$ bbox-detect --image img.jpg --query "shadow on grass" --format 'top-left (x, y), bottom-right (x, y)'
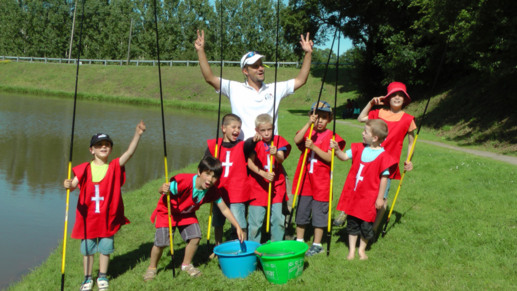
top-left (109, 242), bottom-right (154, 279)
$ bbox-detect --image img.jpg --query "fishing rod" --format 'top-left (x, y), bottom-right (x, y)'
top-left (265, 0), bottom-right (280, 234)
top-left (61, 0), bottom-right (86, 290)
top-left (153, 0), bottom-right (175, 278)
top-left (381, 44), bottom-right (448, 237)
top-left (284, 27), bottom-right (339, 239)
top-left (327, 26), bottom-right (341, 256)
top-left (206, 0), bottom-right (225, 250)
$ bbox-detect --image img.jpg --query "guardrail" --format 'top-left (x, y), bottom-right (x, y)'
top-left (0, 56), bottom-right (300, 68)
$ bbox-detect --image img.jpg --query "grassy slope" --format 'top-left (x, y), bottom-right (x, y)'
top-left (2, 62), bottom-right (516, 289)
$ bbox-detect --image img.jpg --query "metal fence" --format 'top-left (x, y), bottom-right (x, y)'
top-left (0, 55), bottom-right (300, 68)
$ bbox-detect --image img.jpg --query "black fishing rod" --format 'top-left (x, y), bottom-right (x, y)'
top-left (61, 0), bottom-right (86, 290)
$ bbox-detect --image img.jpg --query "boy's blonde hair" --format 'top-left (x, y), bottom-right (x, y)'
top-left (222, 113), bottom-right (242, 126)
top-left (366, 119), bottom-right (389, 142)
top-left (255, 113), bottom-right (273, 127)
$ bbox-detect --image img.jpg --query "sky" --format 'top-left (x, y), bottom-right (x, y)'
top-left (315, 32), bottom-right (354, 55)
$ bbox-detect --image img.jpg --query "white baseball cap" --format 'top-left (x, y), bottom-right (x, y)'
top-left (240, 51), bottom-right (265, 69)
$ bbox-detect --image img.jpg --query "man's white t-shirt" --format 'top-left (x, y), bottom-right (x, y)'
top-left (218, 78), bottom-right (295, 140)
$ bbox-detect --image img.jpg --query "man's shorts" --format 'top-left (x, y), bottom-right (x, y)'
top-left (346, 215), bottom-right (374, 240)
top-left (295, 195), bottom-right (329, 228)
top-left (80, 236), bottom-right (114, 256)
top-left (154, 224), bottom-right (202, 247)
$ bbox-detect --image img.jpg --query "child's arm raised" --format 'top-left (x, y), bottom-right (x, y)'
top-left (330, 140), bottom-right (350, 161)
top-left (216, 201), bottom-right (244, 242)
top-left (119, 121), bottom-right (146, 167)
top-left (63, 177), bottom-right (79, 191)
top-left (357, 96), bottom-right (385, 123)
top-left (294, 113), bottom-right (317, 144)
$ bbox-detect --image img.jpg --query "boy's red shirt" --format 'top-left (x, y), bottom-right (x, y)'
top-left (150, 173), bottom-right (221, 227)
top-left (71, 158), bottom-right (129, 239)
top-left (336, 143), bottom-right (397, 222)
top-left (368, 109), bottom-right (414, 179)
top-left (292, 128), bottom-right (345, 202)
top-left (248, 135), bottom-right (291, 206)
top-left (207, 138), bottom-right (249, 204)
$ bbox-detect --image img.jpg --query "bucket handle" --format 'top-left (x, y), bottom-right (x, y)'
top-left (255, 250), bottom-right (295, 257)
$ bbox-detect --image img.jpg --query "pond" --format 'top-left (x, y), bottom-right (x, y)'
top-left (0, 93), bottom-right (217, 288)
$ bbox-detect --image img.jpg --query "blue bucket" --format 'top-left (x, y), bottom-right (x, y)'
top-left (213, 240), bottom-right (261, 279)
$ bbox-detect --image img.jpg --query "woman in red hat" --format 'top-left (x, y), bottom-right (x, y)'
top-left (355, 81), bottom-right (416, 233)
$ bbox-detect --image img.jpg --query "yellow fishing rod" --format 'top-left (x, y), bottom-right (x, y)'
top-left (61, 1), bottom-right (86, 289)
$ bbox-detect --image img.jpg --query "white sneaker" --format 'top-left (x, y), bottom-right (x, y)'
top-left (80, 279), bottom-right (93, 291)
top-left (97, 278), bottom-right (109, 290)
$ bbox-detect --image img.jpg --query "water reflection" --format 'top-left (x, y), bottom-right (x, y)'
top-left (0, 93), bottom-right (217, 288)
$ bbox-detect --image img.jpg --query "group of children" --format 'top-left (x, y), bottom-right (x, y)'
top-left (64, 82), bottom-right (415, 290)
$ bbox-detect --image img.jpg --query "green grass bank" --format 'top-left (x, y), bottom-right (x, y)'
top-left (2, 61), bottom-right (516, 289)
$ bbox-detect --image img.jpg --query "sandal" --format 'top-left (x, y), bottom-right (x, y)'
top-left (143, 268), bottom-right (157, 282)
top-left (181, 264), bottom-right (201, 277)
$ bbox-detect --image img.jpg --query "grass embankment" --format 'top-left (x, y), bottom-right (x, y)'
top-left (2, 62), bottom-right (516, 289)
top-left (6, 112), bottom-right (517, 290)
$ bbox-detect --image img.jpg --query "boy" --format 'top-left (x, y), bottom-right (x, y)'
top-left (330, 119), bottom-right (397, 260)
top-left (205, 113), bottom-right (249, 244)
top-left (244, 114), bottom-right (291, 242)
top-left (357, 81), bottom-right (416, 231)
top-left (144, 156), bottom-right (244, 280)
top-left (64, 121), bottom-right (146, 291)
top-left (293, 101), bottom-right (346, 256)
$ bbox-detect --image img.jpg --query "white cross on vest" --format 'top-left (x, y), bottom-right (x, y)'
top-left (264, 154), bottom-right (274, 172)
top-left (354, 163), bottom-right (365, 191)
top-left (309, 151), bottom-right (317, 173)
top-left (222, 151), bottom-right (233, 178)
top-left (92, 185), bottom-right (104, 213)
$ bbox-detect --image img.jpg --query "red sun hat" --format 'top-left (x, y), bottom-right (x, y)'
top-left (385, 82), bottom-right (411, 104)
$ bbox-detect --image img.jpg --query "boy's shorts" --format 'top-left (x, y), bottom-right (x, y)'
top-left (154, 224), bottom-right (201, 247)
top-left (346, 215), bottom-right (374, 240)
top-left (80, 236), bottom-right (114, 256)
top-left (212, 202), bottom-right (247, 229)
top-left (295, 195), bottom-right (328, 228)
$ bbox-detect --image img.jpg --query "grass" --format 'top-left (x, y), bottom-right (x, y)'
top-left (5, 109), bottom-right (517, 290)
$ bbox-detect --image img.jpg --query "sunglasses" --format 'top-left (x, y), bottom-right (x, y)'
top-left (245, 51), bottom-right (260, 60)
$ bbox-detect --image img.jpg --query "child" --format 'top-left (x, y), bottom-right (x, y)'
top-left (293, 101), bottom-right (346, 256)
top-left (330, 119), bottom-right (397, 260)
top-left (205, 113), bottom-right (249, 244)
top-left (244, 113), bottom-right (291, 242)
top-left (63, 121), bottom-right (146, 291)
top-left (144, 156), bottom-right (244, 280)
top-left (357, 81), bottom-right (416, 231)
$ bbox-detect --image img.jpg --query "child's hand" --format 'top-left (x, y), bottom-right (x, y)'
top-left (370, 96), bottom-right (385, 106)
top-left (270, 145), bottom-right (277, 155)
top-left (376, 198), bottom-right (384, 209)
top-left (159, 183), bottom-right (170, 194)
top-left (404, 161), bottom-right (413, 171)
top-left (136, 120), bottom-right (146, 135)
top-left (253, 132), bottom-right (263, 142)
top-left (308, 113), bottom-right (318, 124)
top-left (329, 139), bottom-right (340, 151)
top-left (63, 179), bottom-right (73, 189)
top-left (236, 227), bottom-right (245, 242)
top-left (261, 170), bottom-right (275, 182)
top-left (305, 138), bottom-right (314, 150)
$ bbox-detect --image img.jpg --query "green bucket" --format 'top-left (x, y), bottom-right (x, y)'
top-left (255, 241), bottom-right (308, 284)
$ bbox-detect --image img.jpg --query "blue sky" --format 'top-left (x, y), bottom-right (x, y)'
top-left (315, 32), bottom-right (353, 55)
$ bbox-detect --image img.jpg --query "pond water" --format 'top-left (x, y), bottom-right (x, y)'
top-left (0, 93), bottom-right (217, 288)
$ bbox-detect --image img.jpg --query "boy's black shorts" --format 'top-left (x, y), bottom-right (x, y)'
top-left (346, 215), bottom-right (374, 240)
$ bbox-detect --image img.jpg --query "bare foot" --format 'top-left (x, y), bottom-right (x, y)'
top-left (359, 253), bottom-right (368, 260)
top-left (208, 252), bottom-right (216, 260)
top-left (347, 252), bottom-right (355, 260)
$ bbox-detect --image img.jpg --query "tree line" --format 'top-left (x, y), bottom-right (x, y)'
top-left (1, 0), bottom-right (515, 101)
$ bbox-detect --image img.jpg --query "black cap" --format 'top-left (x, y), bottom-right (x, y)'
top-left (90, 133), bottom-right (113, 147)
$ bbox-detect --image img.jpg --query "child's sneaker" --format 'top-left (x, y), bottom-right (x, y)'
top-left (305, 244), bottom-right (323, 257)
top-left (181, 264), bottom-right (201, 277)
top-left (80, 279), bottom-right (93, 291)
top-left (96, 277), bottom-right (109, 290)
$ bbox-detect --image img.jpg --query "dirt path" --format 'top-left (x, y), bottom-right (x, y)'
top-left (338, 120), bottom-right (517, 166)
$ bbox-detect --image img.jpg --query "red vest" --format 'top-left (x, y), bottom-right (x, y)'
top-left (368, 109), bottom-right (414, 179)
top-left (71, 158), bottom-right (128, 239)
top-left (292, 129), bottom-right (346, 202)
top-left (336, 143), bottom-right (397, 222)
top-left (248, 135), bottom-right (291, 206)
top-left (207, 138), bottom-right (249, 203)
top-left (150, 173), bottom-right (220, 227)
